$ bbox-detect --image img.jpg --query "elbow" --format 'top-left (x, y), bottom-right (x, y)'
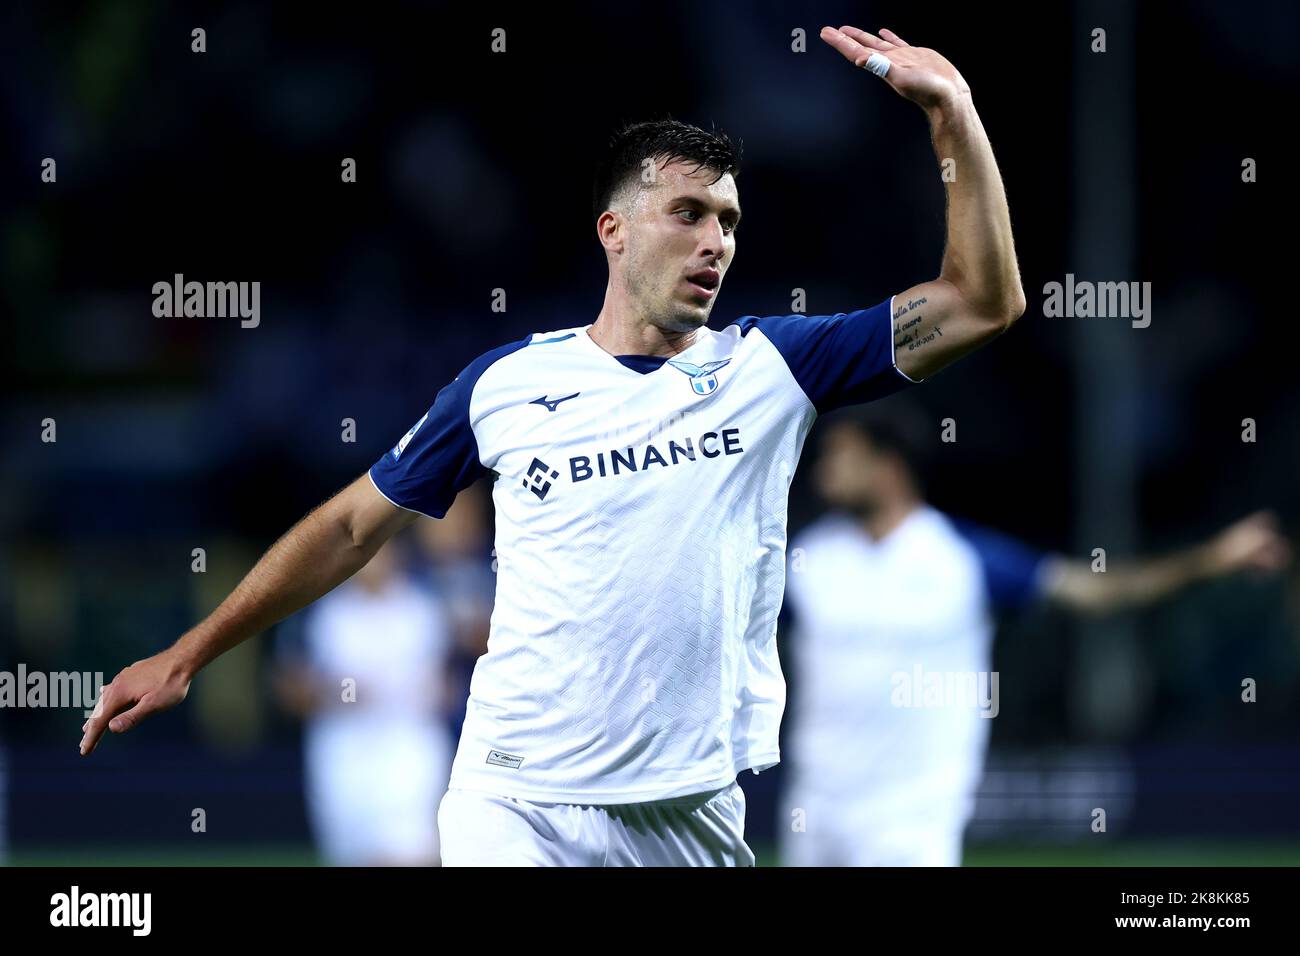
top-left (951, 275), bottom-right (1027, 336)
top-left (982, 285), bottom-right (1026, 336)
top-left (323, 491), bottom-right (376, 555)
top-left (994, 282), bottom-right (1028, 332)
top-left (342, 517), bottom-right (370, 554)
top-left (1006, 285), bottom-right (1028, 326)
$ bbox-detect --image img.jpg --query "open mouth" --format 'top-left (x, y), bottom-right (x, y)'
top-left (686, 271), bottom-right (719, 298)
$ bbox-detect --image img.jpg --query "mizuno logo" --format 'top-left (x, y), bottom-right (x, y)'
top-left (486, 749), bottom-right (524, 769)
top-left (530, 392), bottom-right (581, 412)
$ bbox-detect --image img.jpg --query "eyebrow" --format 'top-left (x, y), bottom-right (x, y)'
top-left (667, 194), bottom-right (742, 224)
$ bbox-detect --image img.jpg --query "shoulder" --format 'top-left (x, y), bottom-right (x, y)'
top-left (437, 326), bottom-right (585, 409)
top-left (790, 512), bottom-right (862, 557)
top-left (724, 312), bottom-right (814, 352)
top-left (941, 511), bottom-right (1053, 609)
top-left (902, 507), bottom-right (984, 574)
top-left (943, 512), bottom-right (1040, 564)
top-left (722, 297), bottom-right (915, 412)
top-left (915, 506), bottom-right (970, 548)
top-left (724, 297), bottom-right (895, 343)
top-left (460, 328), bottom-right (578, 384)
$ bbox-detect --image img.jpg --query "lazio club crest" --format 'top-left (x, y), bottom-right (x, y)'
top-left (667, 359), bottom-right (731, 395)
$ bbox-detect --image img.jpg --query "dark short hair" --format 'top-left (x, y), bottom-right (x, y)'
top-left (822, 399), bottom-right (936, 491)
top-left (592, 117), bottom-right (742, 221)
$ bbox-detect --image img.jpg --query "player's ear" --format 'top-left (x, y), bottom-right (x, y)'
top-left (600, 206), bottom-right (637, 252)
top-left (596, 209), bottom-right (623, 252)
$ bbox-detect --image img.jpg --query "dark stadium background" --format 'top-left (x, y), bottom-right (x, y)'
top-left (2, 0), bottom-right (1298, 865)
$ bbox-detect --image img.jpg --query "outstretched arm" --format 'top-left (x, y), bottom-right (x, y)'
top-left (79, 474), bottom-right (416, 755)
top-left (821, 25), bottom-right (1026, 381)
top-left (1041, 511), bottom-right (1291, 616)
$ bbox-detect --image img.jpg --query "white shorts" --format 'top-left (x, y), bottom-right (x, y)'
top-left (438, 780), bottom-right (755, 866)
top-left (306, 720), bottom-right (450, 866)
top-left (778, 787), bottom-right (966, 867)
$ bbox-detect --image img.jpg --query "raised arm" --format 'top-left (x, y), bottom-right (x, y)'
top-left (1041, 511), bottom-right (1291, 616)
top-left (821, 25), bottom-right (1026, 382)
top-left (79, 474), bottom-right (416, 755)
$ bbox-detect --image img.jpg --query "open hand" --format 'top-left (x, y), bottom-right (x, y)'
top-left (821, 26), bottom-right (970, 112)
top-left (80, 649), bottom-right (192, 756)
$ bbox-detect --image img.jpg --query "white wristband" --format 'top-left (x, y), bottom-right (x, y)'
top-left (863, 52), bottom-right (891, 78)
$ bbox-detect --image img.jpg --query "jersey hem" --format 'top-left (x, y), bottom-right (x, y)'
top-left (888, 293), bottom-right (925, 384)
top-left (445, 750), bottom-right (781, 806)
top-left (367, 467), bottom-right (440, 520)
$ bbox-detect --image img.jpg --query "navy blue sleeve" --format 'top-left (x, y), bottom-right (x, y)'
top-left (730, 295), bottom-right (919, 413)
top-left (369, 335), bottom-right (531, 519)
top-left (949, 516), bottom-right (1052, 612)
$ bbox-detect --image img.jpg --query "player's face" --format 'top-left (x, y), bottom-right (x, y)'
top-left (814, 425), bottom-right (887, 513)
top-left (622, 159), bottom-right (740, 332)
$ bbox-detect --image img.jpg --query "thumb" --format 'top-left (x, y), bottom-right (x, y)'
top-left (109, 693), bottom-right (157, 733)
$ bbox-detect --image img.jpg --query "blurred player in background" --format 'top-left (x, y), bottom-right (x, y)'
top-left (778, 402), bottom-right (1291, 867)
top-left (83, 26), bottom-right (1033, 865)
top-left (413, 480), bottom-right (495, 739)
top-left (272, 536), bottom-right (453, 866)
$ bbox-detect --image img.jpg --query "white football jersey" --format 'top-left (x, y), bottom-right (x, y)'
top-left (370, 295), bottom-right (915, 802)
top-left (298, 578), bottom-right (453, 865)
top-left (782, 507), bottom-right (1049, 834)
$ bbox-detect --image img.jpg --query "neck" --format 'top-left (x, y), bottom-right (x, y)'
top-left (588, 282), bottom-right (700, 357)
top-left (860, 494), bottom-right (922, 543)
